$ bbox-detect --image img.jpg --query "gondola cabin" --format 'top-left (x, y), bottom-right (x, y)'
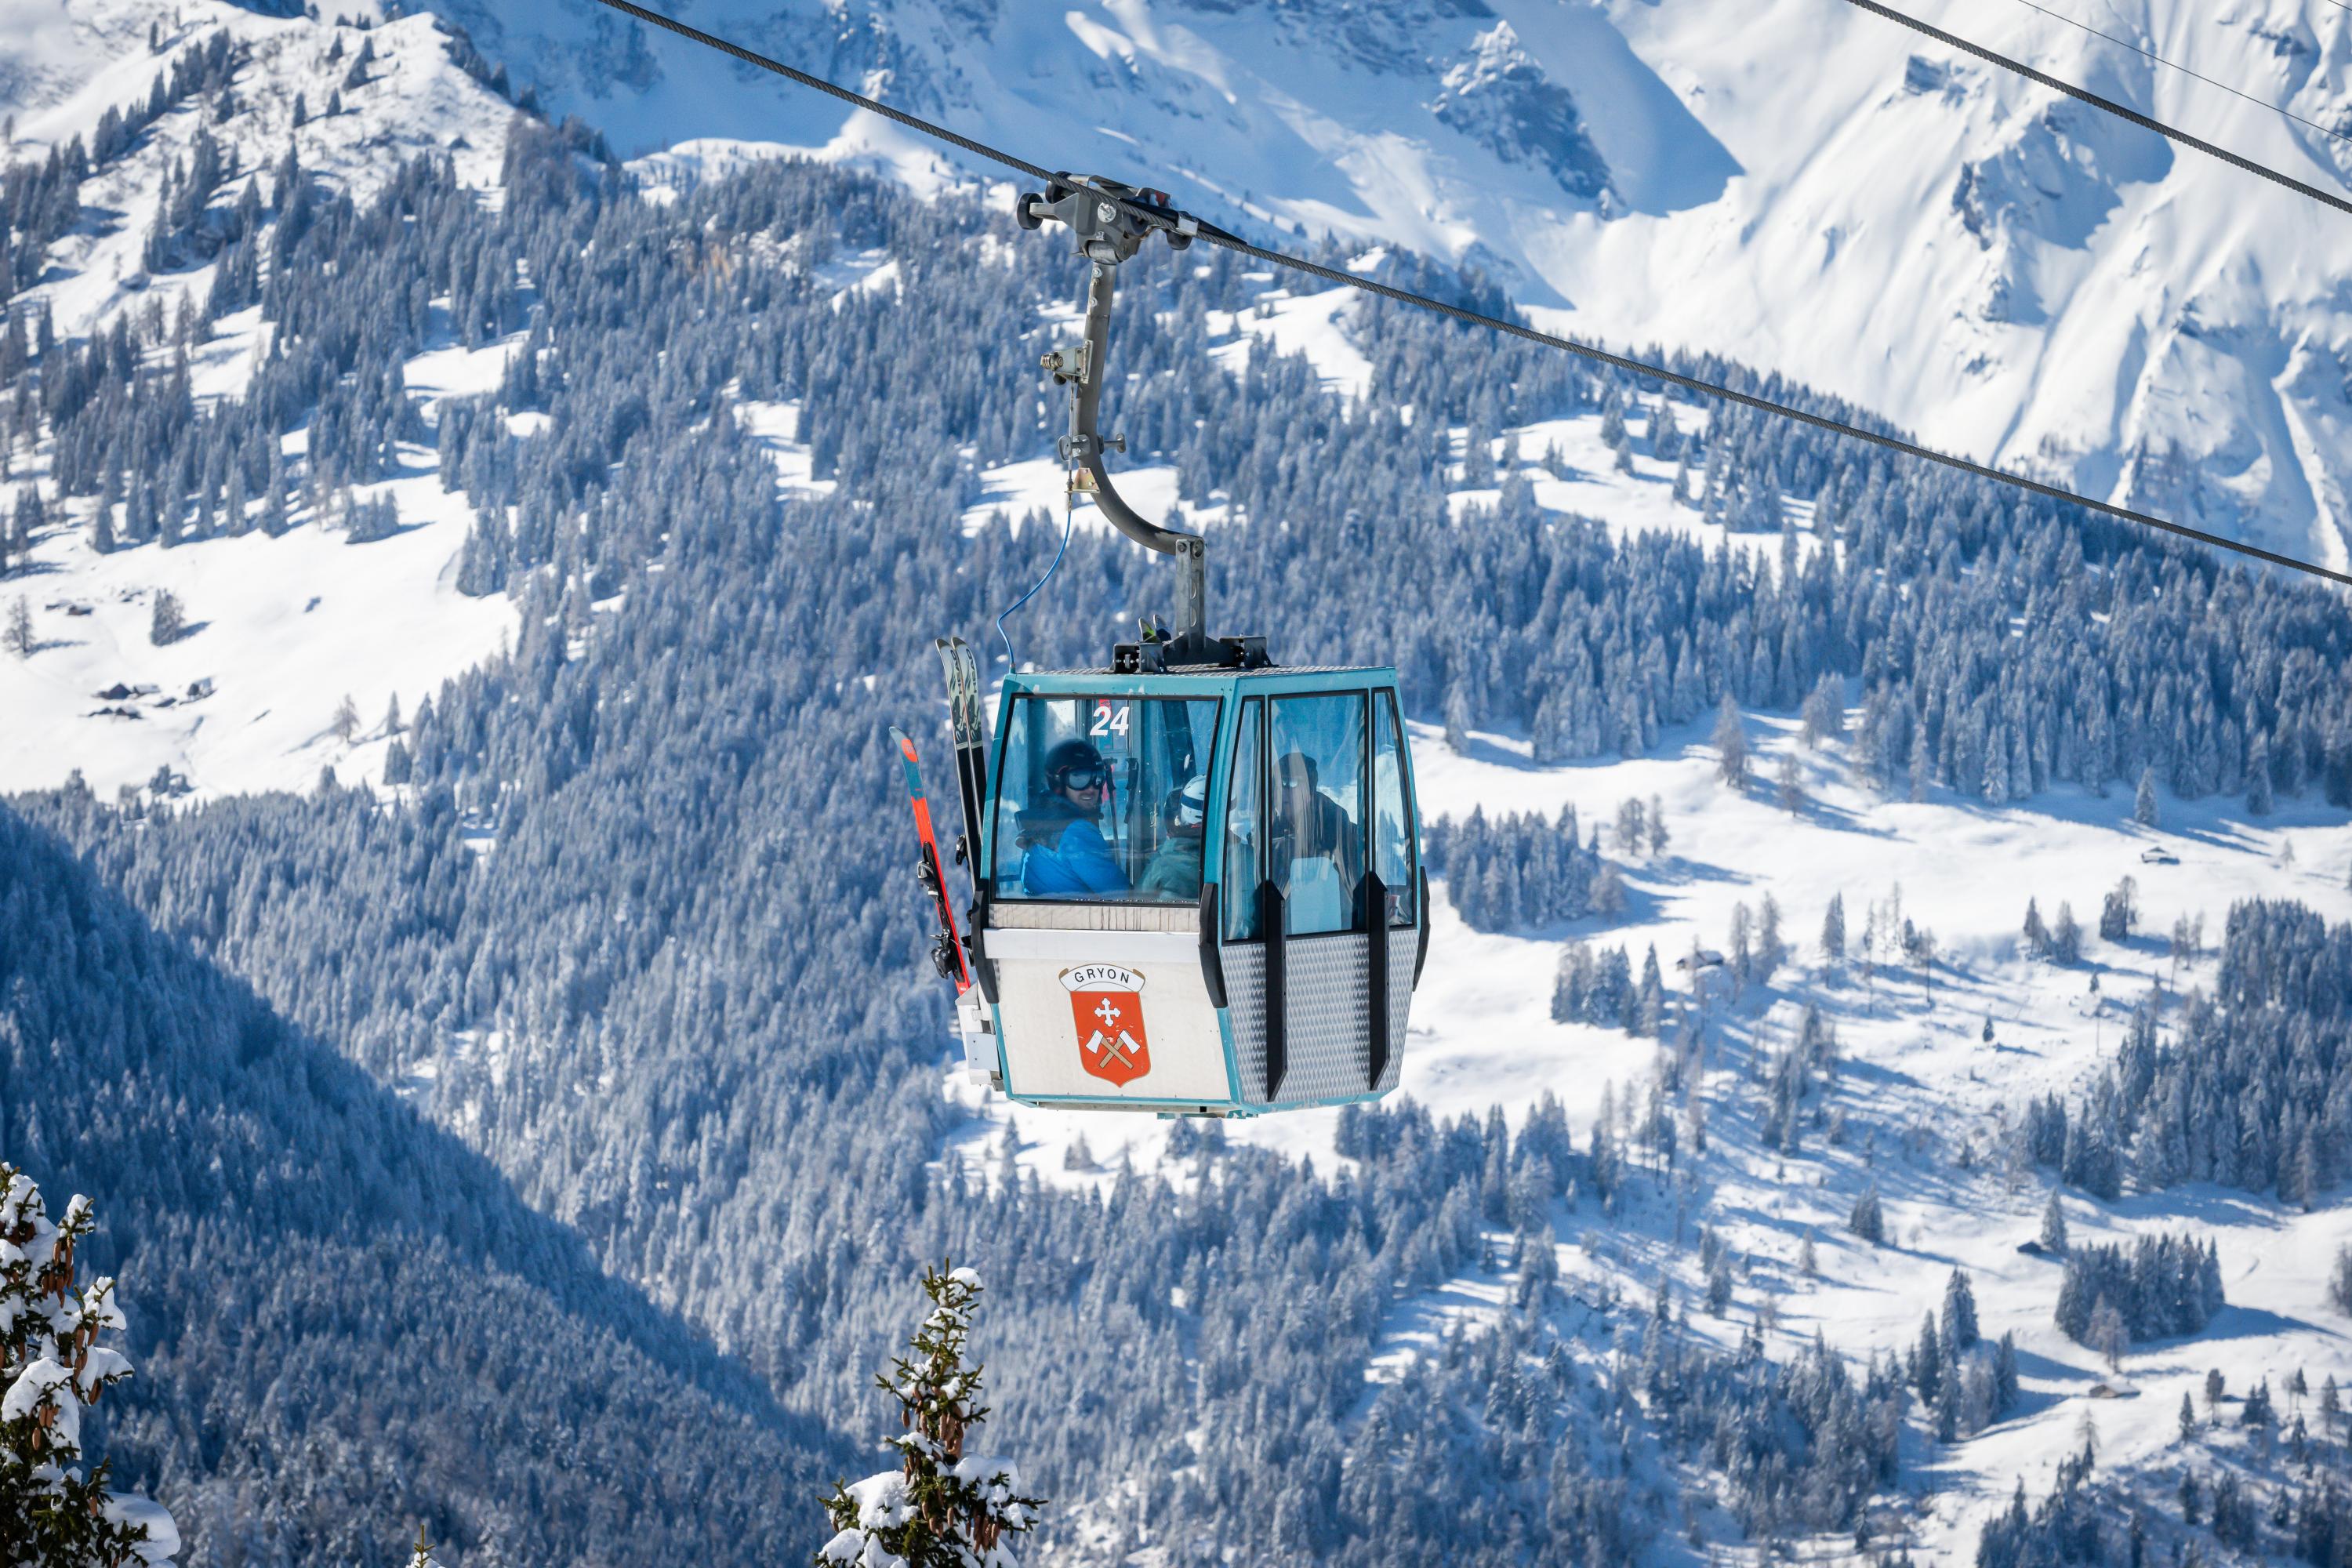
top-left (960, 662), bottom-right (1426, 1116)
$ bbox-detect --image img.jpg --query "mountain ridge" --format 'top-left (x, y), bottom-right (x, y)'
top-left (395, 0), bottom-right (2352, 567)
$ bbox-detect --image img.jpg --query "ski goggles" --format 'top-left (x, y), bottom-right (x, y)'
top-left (1055, 767), bottom-right (1106, 790)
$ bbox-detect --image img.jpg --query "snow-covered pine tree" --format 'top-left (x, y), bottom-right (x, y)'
top-left (1, 1165), bottom-right (175, 1566)
top-left (2050, 902), bottom-right (2082, 964)
top-left (1848, 1184), bottom-right (1885, 1245)
top-left (2039, 1188), bottom-right (2068, 1254)
top-left (817, 1263), bottom-right (1042, 1568)
top-left (149, 589), bottom-right (183, 647)
top-left (1941, 1269), bottom-right (1980, 1352)
top-left (1711, 696), bottom-right (1749, 788)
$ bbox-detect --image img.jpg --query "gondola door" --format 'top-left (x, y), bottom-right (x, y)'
top-left (1215, 681), bottom-right (1417, 1109)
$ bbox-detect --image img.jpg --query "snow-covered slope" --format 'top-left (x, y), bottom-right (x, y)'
top-left (0, 1), bottom-right (527, 798)
top-left (963, 623), bottom-right (2352, 1559)
top-left (428, 0), bottom-right (2352, 565)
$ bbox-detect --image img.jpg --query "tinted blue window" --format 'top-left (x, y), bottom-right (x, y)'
top-left (1269, 693), bottom-right (1367, 935)
top-left (992, 695), bottom-right (1219, 903)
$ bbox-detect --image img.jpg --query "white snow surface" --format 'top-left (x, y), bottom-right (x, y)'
top-left (434, 0), bottom-right (2352, 564)
top-left (0, 1), bottom-right (528, 800)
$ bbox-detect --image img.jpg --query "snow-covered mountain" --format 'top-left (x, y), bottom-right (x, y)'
top-left (9, 3), bottom-right (2352, 1562)
top-left (423, 0), bottom-right (2352, 566)
top-left (0, 0), bottom-right (524, 797)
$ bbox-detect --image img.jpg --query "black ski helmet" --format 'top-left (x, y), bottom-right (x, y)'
top-left (1044, 737), bottom-right (1105, 789)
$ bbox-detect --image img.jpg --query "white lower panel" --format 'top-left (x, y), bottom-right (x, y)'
top-left (988, 927), bottom-right (1235, 1104)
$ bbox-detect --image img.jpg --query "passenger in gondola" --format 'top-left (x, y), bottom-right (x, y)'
top-left (1138, 774), bottom-right (1208, 900)
top-left (1273, 750), bottom-right (1362, 930)
top-left (1016, 739), bottom-right (1128, 895)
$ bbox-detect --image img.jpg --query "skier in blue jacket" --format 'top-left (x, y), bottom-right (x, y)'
top-left (1016, 739), bottom-right (1128, 896)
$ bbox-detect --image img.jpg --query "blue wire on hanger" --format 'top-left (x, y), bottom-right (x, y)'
top-left (994, 493), bottom-right (1075, 669)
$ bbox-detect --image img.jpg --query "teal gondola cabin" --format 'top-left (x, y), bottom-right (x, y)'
top-left (957, 661), bottom-right (1426, 1116)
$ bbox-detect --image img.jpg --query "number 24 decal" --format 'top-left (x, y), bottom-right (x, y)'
top-left (1088, 702), bottom-right (1131, 738)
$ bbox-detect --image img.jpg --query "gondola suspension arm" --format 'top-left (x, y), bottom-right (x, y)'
top-left (1022, 176), bottom-right (1238, 666)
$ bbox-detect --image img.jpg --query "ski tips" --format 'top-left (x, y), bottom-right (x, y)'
top-left (888, 724), bottom-right (916, 762)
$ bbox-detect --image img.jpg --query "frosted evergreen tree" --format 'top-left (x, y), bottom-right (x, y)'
top-left (332, 694), bottom-right (360, 744)
top-left (2179, 1392), bottom-right (2197, 1442)
top-left (1941, 1269), bottom-right (1980, 1352)
top-left (1443, 683), bottom-right (1472, 756)
top-left (1820, 893), bottom-right (1846, 962)
top-left (2038, 1189), bottom-right (2068, 1254)
top-left (1993, 1333), bottom-right (2020, 1414)
top-left (2135, 767), bottom-right (2159, 827)
top-left (0, 1165), bottom-right (174, 1566)
top-left (1647, 794), bottom-right (1669, 857)
top-left (2087, 1298), bottom-right (2126, 1373)
top-left (1614, 797), bottom-right (1646, 855)
top-left (2050, 902), bottom-right (2082, 964)
top-left (5, 596), bottom-right (31, 659)
top-left (1712, 696), bottom-right (1749, 788)
top-left (1757, 895), bottom-right (1785, 982)
top-left (1848, 1184), bottom-right (1885, 1245)
top-left (2329, 1243), bottom-right (2352, 1317)
top-left (2022, 898), bottom-right (2049, 959)
top-left (816, 1264), bottom-right (1041, 1568)
top-left (2098, 877), bottom-right (2136, 942)
top-left (149, 589), bottom-right (183, 646)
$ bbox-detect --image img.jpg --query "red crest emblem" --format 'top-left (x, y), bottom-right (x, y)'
top-left (1062, 964), bottom-right (1152, 1087)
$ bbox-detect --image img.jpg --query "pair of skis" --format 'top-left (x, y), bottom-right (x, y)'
top-left (887, 638), bottom-right (992, 998)
top-left (888, 724), bottom-right (972, 993)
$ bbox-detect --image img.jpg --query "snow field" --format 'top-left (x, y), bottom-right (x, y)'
top-left (0, 448), bottom-right (518, 801)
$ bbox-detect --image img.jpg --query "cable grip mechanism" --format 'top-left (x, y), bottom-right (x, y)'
top-left (1014, 174), bottom-right (1267, 671)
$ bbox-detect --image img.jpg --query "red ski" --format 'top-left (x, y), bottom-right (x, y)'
top-left (888, 725), bottom-right (973, 996)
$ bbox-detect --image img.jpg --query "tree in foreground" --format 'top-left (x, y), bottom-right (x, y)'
top-left (817, 1263), bottom-right (1042, 1567)
top-left (1, 1164), bottom-right (176, 1566)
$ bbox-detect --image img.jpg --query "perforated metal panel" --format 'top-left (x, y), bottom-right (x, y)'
top-left (1381, 925), bottom-right (1414, 1094)
top-left (1217, 924), bottom-right (1418, 1108)
top-left (1270, 934), bottom-right (1367, 1104)
top-left (1221, 942), bottom-right (1269, 1101)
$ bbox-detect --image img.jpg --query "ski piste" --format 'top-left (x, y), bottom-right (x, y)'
top-left (887, 725), bottom-right (972, 996)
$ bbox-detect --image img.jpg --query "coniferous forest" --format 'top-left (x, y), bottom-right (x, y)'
top-left (7, 40), bottom-right (2352, 1562)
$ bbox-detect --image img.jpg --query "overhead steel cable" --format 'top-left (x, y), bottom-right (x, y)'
top-left (1837, 0), bottom-right (2352, 218)
top-left (2003, 0), bottom-right (2352, 148)
top-left (578, 0), bottom-right (2352, 589)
